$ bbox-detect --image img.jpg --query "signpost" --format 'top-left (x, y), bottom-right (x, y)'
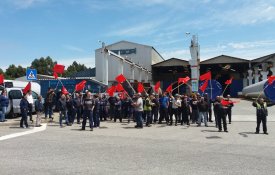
top-left (26, 68), bottom-right (37, 81)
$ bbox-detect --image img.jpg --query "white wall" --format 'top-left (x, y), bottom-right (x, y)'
top-left (95, 41), bottom-right (161, 84)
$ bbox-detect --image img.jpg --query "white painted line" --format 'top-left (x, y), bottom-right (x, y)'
top-left (0, 123), bottom-right (47, 141)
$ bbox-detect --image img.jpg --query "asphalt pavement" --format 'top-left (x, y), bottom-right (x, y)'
top-left (0, 99), bottom-right (275, 175)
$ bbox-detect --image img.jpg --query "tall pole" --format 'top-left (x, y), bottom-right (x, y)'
top-left (189, 35), bottom-right (200, 93)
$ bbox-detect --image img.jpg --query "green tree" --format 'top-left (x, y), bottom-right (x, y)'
top-left (5, 64), bottom-right (26, 79)
top-left (65, 61), bottom-right (87, 76)
top-left (31, 56), bottom-right (57, 75)
top-left (0, 68), bottom-right (4, 75)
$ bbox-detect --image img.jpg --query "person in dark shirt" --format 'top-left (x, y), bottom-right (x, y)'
top-left (252, 98), bottom-right (275, 135)
top-left (181, 95), bottom-right (191, 125)
top-left (197, 97), bottom-right (209, 127)
top-left (58, 94), bottom-right (68, 128)
top-left (152, 94), bottom-right (160, 124)
top-left (20, 93), bottom-right (29, 128)
top-left (225, 95), bottom-right (234, 124)
top-left (158, 92), bottom-right (169, 124)
top-left (34, 95), bottom-right (43, 127)
top-left (99, 94), bottom-right (108, 121)
top-left (82, 91), bottom-right (94, 131)
top-left (73, 92), bottom-right (82, 124)
top-left (215, 96), bottom-right (228, 132)
top-left (190, 95), bottom-right (199, 124)
top-left (114, 96), bottom-right (122, 123)
top-left (108, 96), bottom-right (117, 121)
top-left (93, 94), bottom-right (100, 127)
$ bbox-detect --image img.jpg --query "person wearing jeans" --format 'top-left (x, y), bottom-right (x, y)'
top-left (0, 89), bottom-right (9, 122)
top-left (197, 97), bottom-right (209, 127)
top-left (133, 93), bottom-right (143, 128)
top-left (58, 94), bottom-right (67, 128)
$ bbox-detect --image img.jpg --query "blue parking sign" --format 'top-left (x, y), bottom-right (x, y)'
top-left (26, 69), bottom-right (37, 81)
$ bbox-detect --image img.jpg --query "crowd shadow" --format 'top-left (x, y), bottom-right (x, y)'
top-left (201, 130), bottom-right (220, 133)
top-left (239, 132), bottom-right (256, 138)
top-left (205, 136), bottom-right (222, 139)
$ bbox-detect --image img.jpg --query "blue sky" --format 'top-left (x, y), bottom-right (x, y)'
top-left (0, 0), bottom-right (275, 70)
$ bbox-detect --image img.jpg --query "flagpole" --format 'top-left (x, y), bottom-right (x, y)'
top-left (222, 84), bottom-right (230, 96)
top-left (125, 79), bottom-right (136, 94)
top-left (210, 79), bottom-right (213, 100)
top-left (256, 84), bottom-right (269, 100)
top-left (172, 83), bottom-right (191, 91)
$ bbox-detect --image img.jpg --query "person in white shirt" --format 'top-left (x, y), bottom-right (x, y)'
top-left (132, 93), bottom-right (143, 129)
top-left (171, 94), bottom-right (182, 126)
top-left (26, 90), bottom-right (34, 123)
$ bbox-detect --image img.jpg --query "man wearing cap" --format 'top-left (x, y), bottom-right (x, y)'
top-left (252, 98), bottom-right (275, 135)
top-left (133, 93), bottom-right (143, 128)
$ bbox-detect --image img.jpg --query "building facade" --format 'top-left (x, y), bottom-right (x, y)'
top-left (95, 40), bottom-right (164, 85)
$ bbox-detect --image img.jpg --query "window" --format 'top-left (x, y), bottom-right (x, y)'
top-left (32, 91), bottom-right (38, 99)
top-left (9, 90), bottom-right (23, 99)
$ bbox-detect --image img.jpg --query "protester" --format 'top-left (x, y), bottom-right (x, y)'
top-left (26, 90), bottom-right (34, 123)
top-left (252, 98), bottom-right (275, 135)
top-left (93, 94), bottom-right (100, 127)
top-left (133, 93), bottom-right (143, 128)
top-left (171, 94), bottom-right (181, 126)
top-left (197, 97), bottom-right (209, 127)
top-left (144, 94), bottom-right (155, 127)
top-left (114, 96), bottom-right (122, 123)
top-left (190, 95), bottom-right (199, 124)
top-left (82, 91), bottom-right (94, 131)
top-left (20, 93), bottom-right (29, 128)
top-left (45, 88), bottom-right (55, 120)
top-left (123, 93), bottom-right (133, 123)
top-left (66, 94), bottom-right (74, 126)
top-left (215, 96), bottom-right (228, 132)
top-left (34, 95), bottom-right (43, 127)
top-left (225, 95), bottom-right (234, 124)
top-left (151, 94), bottom-right (160, 124)
top-left (158, 92), bottom-right (169, 124)
top-left (0, 89), bottom-right (9, 122)
top-left (58, 94), bottom-right (67, 128)
top-left (73, 92), bottom-right (82, 124)
top-left (99, 94), bottom-right (108, 121)
top-left (181, 95), bottom-right (191, 125)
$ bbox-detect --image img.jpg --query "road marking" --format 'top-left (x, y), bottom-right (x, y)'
top-left (0, 123), bottom-right (47, 141)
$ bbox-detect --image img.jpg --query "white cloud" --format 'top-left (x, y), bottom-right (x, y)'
top-left (108, 20), bottom-right (166, 37)
top-left (63, 45), bottom-right (85, 53)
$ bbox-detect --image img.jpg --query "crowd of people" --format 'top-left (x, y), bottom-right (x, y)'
top-left (20, 88), bottom-right (236, 132)
top-left (2, 86), bottom-right (271, 135)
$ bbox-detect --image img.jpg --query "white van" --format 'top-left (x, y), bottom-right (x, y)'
top-left (0, 80), bottom-right (41, 118)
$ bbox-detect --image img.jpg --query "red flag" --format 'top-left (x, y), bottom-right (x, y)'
top-left (22, 82), bottom-right (31, 94)
top-left (178, 76), bottom-right (190, 84)
top-left (221, 99), bottom-right (230, 106)
top-left (62, 86), bottom-right (69, 95)
top-left (154, 81), bottom-right (160, 92)
top-left (268, 76), bottom-right (275, 85)
top-left (107, 86), bottom-right (116, 97)
top-left (137, 82), bottom-right (144, 93)
top-left (75, 80), bottom-right (87, 92)
top-left (200, 71), bottom-right (211, 81)
top-left (53, 64), bottom-right (65, 74)
top-left (225, 77), bottom-right (233, 85)
top-left (115, 74), bottom-right (126, 83)
top-left (53, 72), bottom-right (58, 79)
top-left (116, 83), bottom-right (125, 92)
top-left (0, 74), bottom-right (4, 84)
top-left (166, 84), bottom-right (173, 93)
top-left (199, 81), bottom-right (208, 92)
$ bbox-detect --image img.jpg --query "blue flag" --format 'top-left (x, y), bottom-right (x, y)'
top-left (264, 81), bottom-right (275, 102)
top-left (199, 80), bottom-right (222, 100)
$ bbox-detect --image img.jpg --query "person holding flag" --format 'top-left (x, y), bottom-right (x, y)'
top-left (252, 98), bottom-right (275, 135)
top-left (224, 95), bottom-right (234, 124)
top-left (20, 93), bottom-right (29, 128)
top-left (158, 92), bottom-right (169, 125)
top-left (216, 96), bottom-right (228, 132)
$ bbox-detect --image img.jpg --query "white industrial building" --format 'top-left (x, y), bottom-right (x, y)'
top-left (95, 40), bottom-right (164, 85)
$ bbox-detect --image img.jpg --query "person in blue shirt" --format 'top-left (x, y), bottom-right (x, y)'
top-left (20, 93), bottom-right (29, 128)
top-left (0, 89), bottom-right (9, 122)
top-left (158, 92), bottom-right (169, 124)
